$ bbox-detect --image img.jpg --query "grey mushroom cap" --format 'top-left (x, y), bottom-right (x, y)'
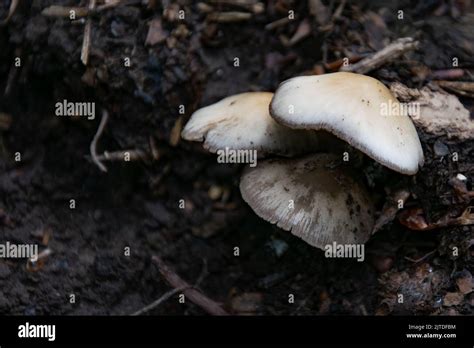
top-left (181, 92), bottom-right (320, 157)
top-left (239, 153), bottom-right (375, 250)
top-left (269, 72), bottom-right (424, 175)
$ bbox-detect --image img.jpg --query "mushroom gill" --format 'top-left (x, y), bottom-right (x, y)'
top-left (239, 153), bottom-right (375, 250)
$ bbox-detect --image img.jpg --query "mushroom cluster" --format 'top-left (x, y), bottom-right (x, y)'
top-left (182, 72), bottom-right (424, 251)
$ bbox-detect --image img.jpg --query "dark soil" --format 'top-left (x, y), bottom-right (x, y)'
top-left (0, 0), bottom-right (473, 315)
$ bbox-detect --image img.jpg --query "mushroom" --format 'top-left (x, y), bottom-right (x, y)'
top-left (269, 72), bottom-right (424, 175)
top-left (181, 92), bottom-right (320, 157)
top-left (239, 153), bottom-right (375, 249)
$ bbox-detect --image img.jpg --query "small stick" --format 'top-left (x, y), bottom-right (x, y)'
top-left (41, 1), bottom-right (135, 18)
top-left (340, 37), bottom-right (419, 74)
top-left (0, 0), bottom-right (20, 26)
top-left (373, 189), bottom-right (411, 234)
top-left (90, 110), bottom-right (109, 172)
top-left (207, 11), bottom-right (252, 23)
top-left (431, 69), bottom-right (464, 80)
top-left (404, 249), bottom-right (436, 263)
top-left (436, 80), bottom-right (474, 98)
top-left (41, 6), bottom-right (89, 18)
top-left (96, 149), bottom-right (149, 162)
top-left (265, 17), bottom-right (290, 30)
top-left (207, 0), bottom-right (264, 14)
top-left (81, 0), bottom-right (96, 66)
top-left (152, 255), bottom-right (229, 316)
top-left (131, 286), bottom-right (191, 316)
top-left (332, 0), bottom-right (346, 20)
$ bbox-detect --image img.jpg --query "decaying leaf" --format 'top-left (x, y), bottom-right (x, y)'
top-left (443, 292), bottom-right (464, 307)
top-left (456, 270), bottom-right (473, 295)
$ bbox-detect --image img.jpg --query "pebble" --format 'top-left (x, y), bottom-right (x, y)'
top-left (208, 185), bottom-right (222, 200)
top-left (433, 140), bottom-right (449, 157)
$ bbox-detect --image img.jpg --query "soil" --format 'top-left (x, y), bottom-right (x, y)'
top-left (0, 0), bottom-right (473, 316)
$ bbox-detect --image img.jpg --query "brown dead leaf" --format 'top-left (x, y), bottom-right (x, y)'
top-left (456, 271), bottom-right (473, 294)
top-left (443, 292), bottom-right (464, 307)
top-left (398, 208), bottom-right (430, 230)
top-left (169, 116), bottom-right (183, 147)
top-left (0, 113), bottom-right (12, 131)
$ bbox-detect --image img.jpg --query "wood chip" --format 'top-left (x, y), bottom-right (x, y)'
top-left (391, 82), bottom-right (474, 140)
top-left (145, 18), bottom-right (168, 46)
top-left (41, 6), bottom-right (90, 18)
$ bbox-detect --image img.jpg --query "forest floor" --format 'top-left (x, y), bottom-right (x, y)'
top-left (0, 0), bottom-right (473, 315)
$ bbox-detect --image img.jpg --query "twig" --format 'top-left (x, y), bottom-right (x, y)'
top-left (340, 37), bottom-right (419, 74)
top-left (207, 0), bottom-right (264, 14)
top-left (398, 206), bottom-right (474, 231)
top-left (41, 6), bottom-right (89, 18)
top-left (96, 149), bottom-right (149, 162)
top-left (152, 255), bottom-right (229, 316)
top-left (131, 259), bottom-right (210, 316)
top-left (373, 189), bottom-right (411, 234)
top-left (80, 0), bottom-right (96, 66)
top-left (0, 0), bottom-right (20, 26)
top-left (265, 17), bottom-right (290, 30)
top-left (404, 249), bottom-right (436, 263)
top-left (90, 110), bottom-right (109, 172)
top-left (332, 0), bottom-right (346, 20)
top-left (131, 286), bottom-right (190, 316)
top-left (436, 80), bottom-right (474, 98)
top-left (41, 1), bottom-right (137, 18)
top-left (207, 11), bottom-right (252, 23)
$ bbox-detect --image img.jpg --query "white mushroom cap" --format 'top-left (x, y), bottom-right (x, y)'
top-left (182, 92), bottom-right (320, 156)
top-left (240, 153), bottom-right (375, 250)
top-left (270, 72), bottom-right (424, 174)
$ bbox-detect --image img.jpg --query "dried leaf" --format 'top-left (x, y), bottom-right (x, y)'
top-left (169, 116), bottom-right (183, 147)
top-left (443, 292), bottom-right (464, 307)
top-left (456, 271), bottom-right (473, 294)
